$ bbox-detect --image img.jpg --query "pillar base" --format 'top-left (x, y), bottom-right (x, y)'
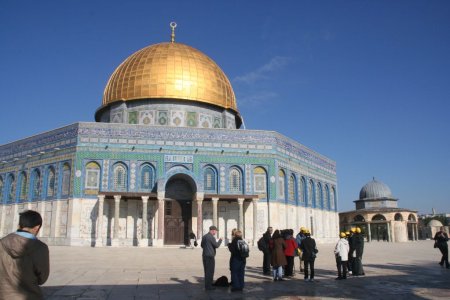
top-left (152, 239), bottom-right (164, 247)
top-left (139, 239), bottom-right (149, 247)
top-left (95, 239), bottom-right (104, 247)
top-left (111, 239), bottom-right (120, 247)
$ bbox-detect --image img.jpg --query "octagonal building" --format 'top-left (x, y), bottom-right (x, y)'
top-left (0, 26), bottom-right (338, 246)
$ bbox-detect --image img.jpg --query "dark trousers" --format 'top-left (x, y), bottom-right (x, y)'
top-left (263, 250), bottom-right (271, 273)
top-left (336, 256), bottom-right (348, 278)
top-left (285, 256), bottom-right (294, 276)
top-left (304, 259), bottom-right (315, 279)
top-left (231, 257), bottom-right (246, 289)
top-left (202, 256), bottom-right (215, 288)
top-left (438, 245), bottom-right (449, 267)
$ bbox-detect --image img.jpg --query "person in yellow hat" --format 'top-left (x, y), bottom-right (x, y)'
top-left (334, 232), bottom-right (349, 279)
top-left (352, 227), bottom-right (365, 276)
top-left (295, 227), bottom-right (307, 272)
top-left (347, 228), bottom-right (356, 274)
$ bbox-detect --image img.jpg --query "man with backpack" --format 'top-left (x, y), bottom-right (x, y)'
top-left (228, 230), bottom-right (248, 292)
top-left (258, 227), bottom-right (273, 275)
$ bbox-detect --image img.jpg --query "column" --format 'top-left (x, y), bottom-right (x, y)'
top-left (156, 195), bottom-right (165, 247)
top-left (367, 222), bottom-right (371, 242)
top-left (95, 195), bottom-right (105, 247)
top-left (111, 195), bottom-right (121, 247)
top-left (196, 195), bottom-right (204, 240)
top-left (411, 223), bottom-right (416, 241)
top-left (415, 223), bottom-right (419, 241)
top-left (252, 198), bottom-right (258, 246)
top-left (387, 221), bottom-right (391, 243)
top-left (212, 197), bottom-right (219, 227)
top-left (140, 196), bottom-right (149, 247)
top-left (238, 198), bottom-right (244, 232)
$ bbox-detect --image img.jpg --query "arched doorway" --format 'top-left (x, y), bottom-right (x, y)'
top-left (371, 214), bottom-right (388, 241)
top-left (164, 175), bottom-right (195, 245)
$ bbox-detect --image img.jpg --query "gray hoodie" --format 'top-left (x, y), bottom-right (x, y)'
top-left (0, 232), bottom-right (50, 300)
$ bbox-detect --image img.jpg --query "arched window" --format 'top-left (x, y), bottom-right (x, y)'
top-left (140, 164), bottom-right (154, 190)
top-left (372, 214), bottom-right (386, 221)
top-left (288, 175), bottom-right (296, 201)
top-left (408, 214), bottom-right (416, 222)
top-left (61, 163), bottom-right (71, 196)
top-left (85, 162), bottom-right (100, 190)
top-left (0, 176), bottom-right (3, 202)
top-left (324, 185), bottom-right (330, 210)
top-left (204, 167), bottom-right (217, 192)
top-left (113, 163), bottom-right (127, 191)
top-left (308, 179), bottom-right (314, 206)
top-left (46, 167), bottom-right (56, 198)
top-left (278, 169), bottom-right (285, 199)
top-left (6, 174), bottom-right (16, 203)
top-left (394, 213), bottom-right (403, 221)
top-left (316, 182), bottom-right (322, 208)
top-left (229, 167), bottom-right (242, 193)
top-left (354, 215), bottom-right (365, 222)
top-left (331, 187), bottom-right (336, 209)
top-left (19, 172), bottom-right (28, 201)
top-left (253, 167), bottom-right (267, 195)
top-left (31, 169), bottom-right (41, 200)
top-left (300, 177), bottom-right (306, 203)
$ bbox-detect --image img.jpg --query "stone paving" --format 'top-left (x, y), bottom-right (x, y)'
top-left (42, 240), bottom-right (450, 300)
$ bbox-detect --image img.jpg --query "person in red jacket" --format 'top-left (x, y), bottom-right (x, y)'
top-left (284, 229), bottom-right (298, 277)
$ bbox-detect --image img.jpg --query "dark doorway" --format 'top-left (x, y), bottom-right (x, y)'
top-left (164, 176), bottom-right (194, 245)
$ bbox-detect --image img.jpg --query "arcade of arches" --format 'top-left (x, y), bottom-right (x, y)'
top-left (340, 210), bottom-right (418, 242)
top-left (94, 174), bottom-right (259, 247)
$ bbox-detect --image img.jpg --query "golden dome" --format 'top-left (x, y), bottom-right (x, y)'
top-left (101, 42), bottom-right (238, 113)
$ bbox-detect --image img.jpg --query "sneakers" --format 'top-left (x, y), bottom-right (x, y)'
top-left (309, 278), bottom-right (314, 282)
top-left (335, 276), bottom-right (343, 280)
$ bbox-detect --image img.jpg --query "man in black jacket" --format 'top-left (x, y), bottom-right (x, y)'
top-left (201, 225), bottom-right (223, 290)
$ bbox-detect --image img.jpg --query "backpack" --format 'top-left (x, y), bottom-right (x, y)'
top-left (237, 239), bottom-right (250, 258)
top-left (213, 275), bottom-right (229, 287)
top-left (257, 236), bottom-right (266, 251)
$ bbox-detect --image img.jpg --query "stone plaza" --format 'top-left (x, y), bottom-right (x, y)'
top-left (43, 240), bottom-right (449, 300)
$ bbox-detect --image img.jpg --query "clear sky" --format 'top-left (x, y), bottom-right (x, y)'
top-left (1, 0), bottom-right (449, 214)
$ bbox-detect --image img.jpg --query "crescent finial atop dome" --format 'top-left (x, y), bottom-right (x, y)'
top-left (170, 22), bottom-right (177, 43)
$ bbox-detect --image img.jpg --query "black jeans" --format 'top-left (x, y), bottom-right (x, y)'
top-left (285, 256), bottom-right (294, 276)
top-left (202, 256), bottom-right (215, 288)
top-left (304, 259), bottom-right (315, 279)
top-left (336, 256), bottom-right (348, 278)
top-left (263, 250), bottom-right (271, 273)
top-left (438, 245), bottom-right (449, 267)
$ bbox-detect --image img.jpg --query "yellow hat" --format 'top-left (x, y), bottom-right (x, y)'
top-left (340, 232), bottom-right (346, 238)
top-left (300, 227), bottom-right (306, 232)
top-left (345, 231), bottom-right (350, 236)
top-left (350, 227), bottom-right (356, 233)
top-left (356, 227), bottom-right (361, 233)
top-left (304, 229), bottom-right (310, 234)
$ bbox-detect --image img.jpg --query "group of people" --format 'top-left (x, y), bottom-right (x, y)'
top-left (333, 227), bottom-right (365, 280)
top-left (258, 226), bottom-right (318, 282)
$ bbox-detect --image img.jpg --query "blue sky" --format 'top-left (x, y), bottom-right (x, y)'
top-left (1, 0), bottom-right (449, 214)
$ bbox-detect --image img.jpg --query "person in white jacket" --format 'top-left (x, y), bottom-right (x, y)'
top-left (334, 232), bottom-right (350, 280)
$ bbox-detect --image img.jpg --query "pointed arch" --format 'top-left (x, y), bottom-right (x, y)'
top-left (203, 165), bottom-right (217, 193)
top-left (140, 163), bottom-right (155, 191)
top-left (253, 166), bottom-right (267, 198)
top-left (278, 169), bottom-right (286, 199)
top-left (113, 162), bottom-right (128, 191)
top-left (308, 179), bottom-right (314, 207)
top-left (61, 163), bottom-right (71, 197)
top-left (229, 166), bottom-right (242, 193)
top-left (85, 162), bottom-right (100, 190)
top-left (19, 171), bottom-right (28, 201)
top-left (288, 174), bottom-right (297, 202)
top-left (46, 166), bottom-right (56, 198)
top-left (6, 173), bottom-right (16, 203)
top-left (31, 169), bottom-right (41, 201)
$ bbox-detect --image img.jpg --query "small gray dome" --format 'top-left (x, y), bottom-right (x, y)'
top-left (427, 219), bottom-right (443, 227)
top-left (359, 178), bottom-right (393, 200)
